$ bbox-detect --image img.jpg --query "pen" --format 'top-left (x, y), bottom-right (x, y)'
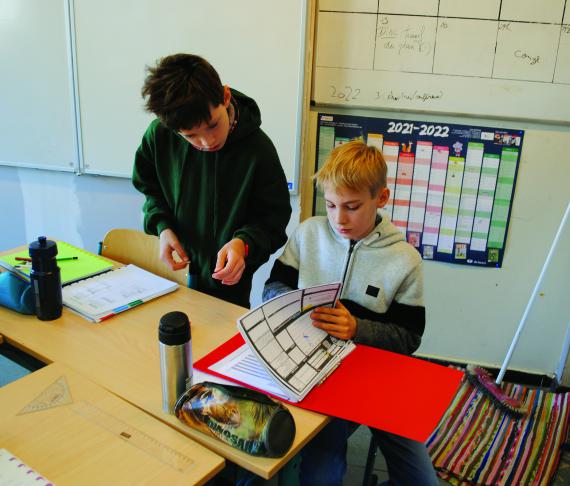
top-left (14, 256), bottom-right (78, 262)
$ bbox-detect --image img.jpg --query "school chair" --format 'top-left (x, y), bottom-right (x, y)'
top-left (362, 429), bottom-right (379, 485)
top-left (99, 228), bottom-right (187, 286)
top-left (348, 422), bottom-right (379, 486)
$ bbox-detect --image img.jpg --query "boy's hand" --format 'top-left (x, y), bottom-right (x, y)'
top-left (159, 229), bottom-right (190, 270)
top-left (212, 238), bottom-right (246, 285)
top-left (310, 300), bottom-right (357, 340)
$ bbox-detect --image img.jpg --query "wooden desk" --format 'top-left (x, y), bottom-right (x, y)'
top-left (0, 266), bottom-right (328, 479)
top-left (0, 362), bottom-right (224, 485)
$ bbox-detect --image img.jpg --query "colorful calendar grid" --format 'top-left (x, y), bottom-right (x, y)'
top-left (314, 113), bottom-right (524, 268)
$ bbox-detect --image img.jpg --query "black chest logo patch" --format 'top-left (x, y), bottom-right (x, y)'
top-left (366, 285), bottom-right (380, 298)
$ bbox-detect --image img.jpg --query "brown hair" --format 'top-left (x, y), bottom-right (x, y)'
top-left (314, 139), bottom-right (387, 196)
top-left (141, 53), bottom-right (224, 131)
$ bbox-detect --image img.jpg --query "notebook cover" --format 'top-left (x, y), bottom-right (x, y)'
top-left (194, 333), bottom-right (464, 442)
top-left (0, 241), bottom-right (113, 286)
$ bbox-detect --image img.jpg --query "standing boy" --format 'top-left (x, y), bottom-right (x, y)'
top-left (133, 53), bottom-right (291, 307)
top-left (263, 140), bottom-right (438, 485)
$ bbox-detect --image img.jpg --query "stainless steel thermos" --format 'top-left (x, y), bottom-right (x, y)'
top-left (159, 311), bottom-right (192, 414)
top-left (29, 236), bottom-right (62, 321)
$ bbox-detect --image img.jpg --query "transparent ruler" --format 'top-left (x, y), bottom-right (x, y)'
top-left (73, 400), bottom-right (194, 473)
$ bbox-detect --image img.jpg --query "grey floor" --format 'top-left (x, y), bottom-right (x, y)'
top-left (345, 425), bottom-right (387, 485)
top-left (344, 425), bottom-right (450, 486)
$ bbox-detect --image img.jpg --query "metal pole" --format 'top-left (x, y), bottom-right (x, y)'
top-left (496, 202), bottom-right (570, 385)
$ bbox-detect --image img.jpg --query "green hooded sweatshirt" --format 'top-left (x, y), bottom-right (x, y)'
top-left (132, 89), bottom-right (292, 307)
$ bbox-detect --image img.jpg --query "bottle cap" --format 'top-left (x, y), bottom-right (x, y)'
top-left (159, 311), bottom-right (191, 345)
top-left (29, 236), bottom-right (58, 259)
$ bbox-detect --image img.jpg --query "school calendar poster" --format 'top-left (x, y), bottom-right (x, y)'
top-left (314, 113), bottom-right (524, 268)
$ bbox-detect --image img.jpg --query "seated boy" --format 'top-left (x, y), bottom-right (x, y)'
top-left (263, 140), bottom-right (438, 485)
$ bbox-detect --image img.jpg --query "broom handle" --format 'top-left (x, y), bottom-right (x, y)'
top-left (496, 201), bottom-right (570, 385)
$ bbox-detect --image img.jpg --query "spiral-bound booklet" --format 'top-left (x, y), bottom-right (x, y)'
top-left (62, 264), bottom-right (178, 322)
top-left (198, 283), bottom-right (354, 402)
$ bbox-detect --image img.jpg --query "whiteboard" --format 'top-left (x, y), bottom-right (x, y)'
top-left (313, 1), bottom-right (570, 123)
top-left (74, 0), bottom-right (306, 191)
top-left (0, 0), bottom-right (77, 171)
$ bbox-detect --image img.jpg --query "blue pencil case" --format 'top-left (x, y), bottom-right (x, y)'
top-left (0, 272), bottom-right (35, 315)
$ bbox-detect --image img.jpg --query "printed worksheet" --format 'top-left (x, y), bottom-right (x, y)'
top-left (0, 449), bottom-right (53, 486)
top-left (209, 344), bottom-right (291, 400)
top-left (236, 283), bottom-right (355, 402)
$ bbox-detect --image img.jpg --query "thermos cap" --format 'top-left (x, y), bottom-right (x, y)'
top-left (29, 236), bottom-right (58, 258)
top-left (159, 311), bottom-right (191, 345)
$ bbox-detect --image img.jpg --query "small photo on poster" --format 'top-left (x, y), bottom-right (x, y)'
top-left (407, 232), bottom-right (421, 247)
top-left (494, 131), bottom-right (521, 147)
top-left (487, 249), bottom-right (500, 263)
top-left (422, 245), bottom-right (434, 260)
top-left (454, 243), bottom-right (467, 260)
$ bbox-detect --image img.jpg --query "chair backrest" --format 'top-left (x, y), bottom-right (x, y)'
top-left (100, 228), bottom-right (187, 286)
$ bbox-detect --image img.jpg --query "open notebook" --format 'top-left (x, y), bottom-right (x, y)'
top-left (0, 241), bottom-right (113, 285)
top-left (62, 264), bottom-right (178, 322)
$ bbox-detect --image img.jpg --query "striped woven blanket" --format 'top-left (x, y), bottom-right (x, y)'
top-left (427, 377), bottom-right (570, 485)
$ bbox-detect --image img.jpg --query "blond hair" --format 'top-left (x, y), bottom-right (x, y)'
top-left (313, 139), bottom-right (387, 196)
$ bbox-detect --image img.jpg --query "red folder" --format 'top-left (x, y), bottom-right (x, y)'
top-left (194, 334), bottom-right (464, 442)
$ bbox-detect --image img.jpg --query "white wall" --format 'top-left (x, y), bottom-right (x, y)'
top-left (0, 164), bottom-right (299, 308)
top-left (0, 167), bottom-right (143, 253)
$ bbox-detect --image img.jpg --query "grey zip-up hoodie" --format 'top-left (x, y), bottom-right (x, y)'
top-left (263, 211), bottom-right (425, 355)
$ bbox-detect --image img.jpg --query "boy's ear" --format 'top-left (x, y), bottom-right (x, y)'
top-left (376, 187), bottom-right (390, 208)
top-left (223, 85), bottom-right (231, 108)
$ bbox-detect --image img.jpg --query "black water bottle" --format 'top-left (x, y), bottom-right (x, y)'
top-left (29, 236), bottom-right (62, 321)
